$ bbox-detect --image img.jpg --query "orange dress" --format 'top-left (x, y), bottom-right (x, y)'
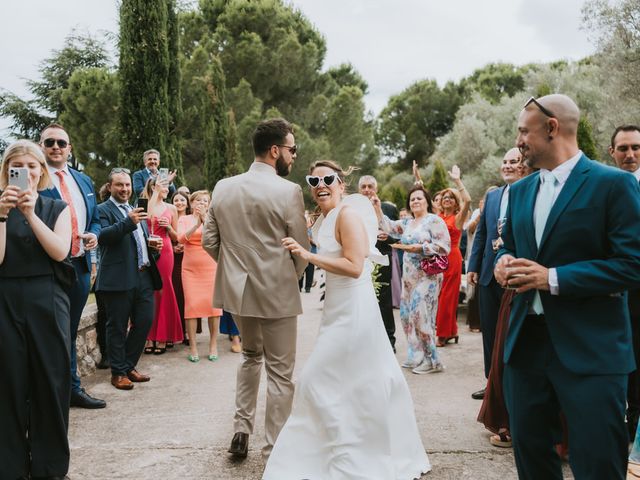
top-left (177, 215), bottom-right (223, 319)
top-left (436, 213), bottom-right (461, 338)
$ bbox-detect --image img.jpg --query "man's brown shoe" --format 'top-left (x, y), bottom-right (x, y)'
top-left (127, 369), bottom-right (150, 382)
top-left (111, 375), bottom-right (134, 390)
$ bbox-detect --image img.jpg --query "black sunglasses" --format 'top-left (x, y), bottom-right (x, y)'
top-left (305, 173), bottom-right (341, 188)
top-left (276, 144), bottom-right (298, 155)
top-left (43, 138), bottom-right (69, 148)
top-left (524, 97), bottom-right (556, 118)
top-left (110, 167), bottom-right (131, 174)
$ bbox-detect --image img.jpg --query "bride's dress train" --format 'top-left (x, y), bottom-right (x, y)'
top-left (263, 195), bottom-right (431, 480)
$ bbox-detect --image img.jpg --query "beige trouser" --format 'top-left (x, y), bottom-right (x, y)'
top-left (232, 314), bottom-right (297, 458)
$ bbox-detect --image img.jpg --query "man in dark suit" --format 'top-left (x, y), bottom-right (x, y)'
top-left (467, 147), bottom-right (522, 400)
top-left (132, 149), bottom-right (176, 199)
top-left (39, 123), bottom-right (106, 409)
top-left (609, 124), bottom-right (640, 439)
top-left (495, 94), bottom-right (640, 479)
top-left (359, 175), bottom-right (398, 352)
top-left (96, 168), bottom-right (162, 390)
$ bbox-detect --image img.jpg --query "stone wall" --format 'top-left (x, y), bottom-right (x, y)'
top-left (76, 303), bottom-right (102, 377)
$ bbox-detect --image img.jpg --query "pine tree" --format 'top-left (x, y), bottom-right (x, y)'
top-left (119, 0), bottom-right (182, 172)
top-left (426, 160), bottom-right (449, 195)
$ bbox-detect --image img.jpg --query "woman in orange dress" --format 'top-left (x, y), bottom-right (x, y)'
top-left (177, 190), bottom-right (222, 362)
top-left (435, 165), bottom-right (471, 346)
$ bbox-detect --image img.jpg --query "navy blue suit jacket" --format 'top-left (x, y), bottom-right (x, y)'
top-left (468, 185), bottom-right (506, 286)
top-left (95, 200), bottom-right (162, 292)
top-left (40, 167), bottom-right (100, 273)
top-left (132, 168), bottom-right (176, 199)
top-left (497, 155), bottom-right (640, 375)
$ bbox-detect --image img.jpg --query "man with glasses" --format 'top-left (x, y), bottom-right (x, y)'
top-left (39, 123), bottom-right (106, 409)
top-left (202, 118), bottom-right (308, 460)
top-left (132, 149), bottom-right (176, 199)
top-left (609, 125), bottom-right (640, 441)
top-left (494, 94), bottom-right (640, 479)
top-left (467, 147), bottom-right (522, 403)
top-left (95, 168), bottom-right (162, 390)
top-left (358, 175), bottom-right (399, 352)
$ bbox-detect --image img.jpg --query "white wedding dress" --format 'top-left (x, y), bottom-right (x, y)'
top-left (263, 194), bottom-right (431, 480)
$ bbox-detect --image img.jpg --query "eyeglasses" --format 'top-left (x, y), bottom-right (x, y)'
top-left (109, 167), bottom-right (131, 174)
top-left (43, 138), bottom-right (69, 148)
top-left (305, 173), bottom-right (342, 188)
top-left (276, 144), bottom-right (298, 155)
top-left (524, 97), bottom-right (556, 118)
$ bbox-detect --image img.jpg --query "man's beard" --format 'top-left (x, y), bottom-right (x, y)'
top-left (275, 154), bottom-right (291, 177)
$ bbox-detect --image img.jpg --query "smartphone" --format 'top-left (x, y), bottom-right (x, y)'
top-left (136, 198), bottom-right (148, 212)
top-left (8, 167), bottom-right (29, 191)
top-left (158, 168), bottom-right (169, 180)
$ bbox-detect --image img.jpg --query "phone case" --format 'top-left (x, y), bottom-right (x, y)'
top-left (9, 168), bottom-right (29, 191)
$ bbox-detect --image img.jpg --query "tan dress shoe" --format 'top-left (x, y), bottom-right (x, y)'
top-left (231, 343), bottom-right (242, 353)
top-left (111, 375), bottom-right (134, 390)
top-left (127, 369), bottom-right (151, 382)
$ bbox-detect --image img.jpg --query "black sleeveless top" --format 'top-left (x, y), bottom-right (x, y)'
top-left (0, 195), bottom-right (67, 278)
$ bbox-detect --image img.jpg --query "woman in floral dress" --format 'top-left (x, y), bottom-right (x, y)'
top-left (375, 185), bottom-right (451, 374)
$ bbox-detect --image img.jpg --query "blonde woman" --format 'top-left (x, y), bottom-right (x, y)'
top-left (178, 190), bottom-right (222, 362)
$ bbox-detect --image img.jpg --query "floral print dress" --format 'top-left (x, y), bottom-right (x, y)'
top-left (381, 214), bottom-right (451, 368)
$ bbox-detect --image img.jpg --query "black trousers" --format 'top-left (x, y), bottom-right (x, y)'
top-left (0, 276), bottom-right (71, 479)
top-left (68, 257), bottom-right (91, 392)
top-left (101, 269), bottom-right (154, 376)
top-left (478, 279), bottom-right (503, 378)
top-left (377, 258), bottom-right (396, 349)
top-left (298, 261), bottom-right (315, 292)
top-left (504, 316), bottom-right (627, 480)
top-left (95, 290), bottom-right (108, 360)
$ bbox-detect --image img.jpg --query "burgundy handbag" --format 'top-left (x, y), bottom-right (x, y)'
top-left (420, 255), bottom-right (449, 275)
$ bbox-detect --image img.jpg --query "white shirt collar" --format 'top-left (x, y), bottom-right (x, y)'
top-left (109, 196), bottom-right (130, 208)
top-left (47, 163), bottom-right (70, 176)
top-left (633, 168), bottom-right (640, 183)
top-left (539, 151), bottom-right (582, 186)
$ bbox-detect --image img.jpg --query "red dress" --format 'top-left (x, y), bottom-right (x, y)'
top-left (147, 208), bottom-right (184, 342)
top-left (436, 214), bottom-right (461, 338)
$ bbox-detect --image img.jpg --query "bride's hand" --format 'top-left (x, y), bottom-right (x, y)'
top-left (282, 237), bottom-right (310, 260)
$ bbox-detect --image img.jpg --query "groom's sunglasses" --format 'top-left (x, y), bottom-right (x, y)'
top-left (305, 173), bottom-right (342, 188)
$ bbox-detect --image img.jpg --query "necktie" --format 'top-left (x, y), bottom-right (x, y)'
top-left (56, 170), bottom-right (80, 256)
top-left (532, 170), bottom-right (557, 314)
top-left (119, 204), bottom-right (146, 269)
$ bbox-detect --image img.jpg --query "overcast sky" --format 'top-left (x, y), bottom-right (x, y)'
top-left (0, 0), bottom-right (593, 134)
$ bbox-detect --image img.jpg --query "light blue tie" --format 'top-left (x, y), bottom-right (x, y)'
top-left (119, 204), bottom-right (146, 269)
top-left (532, 170), bottom-right (557, 314)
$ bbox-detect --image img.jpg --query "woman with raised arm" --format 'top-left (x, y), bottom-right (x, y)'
top-left (434, 165), bottom-right (471, 346)
top-left (263, 160), bottom-right (430, 480)
top-left (374, 183), bottom-right (451, 374)
top-left (0, 140), bottom-right (73, 479)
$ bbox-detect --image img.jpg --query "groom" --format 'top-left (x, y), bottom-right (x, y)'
top-left (495, 94), bottom-right (640, 479)
top-left (202, 118), bottom-right (309, 459)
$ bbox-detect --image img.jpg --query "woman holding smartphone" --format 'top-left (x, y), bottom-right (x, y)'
top-left (0, 140), bottom-right (72, 479)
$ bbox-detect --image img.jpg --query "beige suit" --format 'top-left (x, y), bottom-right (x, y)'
top-left (202, 161), bottom-right (309, 457)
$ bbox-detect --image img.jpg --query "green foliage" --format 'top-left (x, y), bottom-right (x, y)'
top-left (376, 79), bottom-right (464, 170)
top-left (577, 116), bottom-right (598, 160)
top-left (225, 109), bottom-right (243, 177)
top-left (59, 68), bottom-right (119, 183)
top-left (426, 160), bottom-right (449, 195)
top-left (119, 0), bottom-right (181, 173)
top-left (323, 63), bottom-right (369, 95)
top-left (167, 0), bottom-right (184, 181)
top-left (0, 91), bottom-right (51, 140)
top-left (461, 62), bottom-right (526, 104)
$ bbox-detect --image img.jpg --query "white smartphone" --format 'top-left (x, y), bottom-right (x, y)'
top-left (158, 168), bottom-right (169, 180)
top-left (8, 167), bottom-right (29, 191)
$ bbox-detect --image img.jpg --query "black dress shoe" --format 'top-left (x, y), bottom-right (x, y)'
top-left (228, 432), bottom-right (249, 458)
top-left (70, 388), bottom-right (107, 409)
top-left (96, 357), bottom-right (110, 369)
top-left (471, 388), bottom-right (486, 400)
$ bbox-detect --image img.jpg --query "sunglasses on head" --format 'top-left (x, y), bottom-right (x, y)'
top-left (305, 173), bottom-right (341, 188)
top-left (524, 97), bottom-right (556, 118)
top-left (43, 138), bottom-right (69, 148)
top-left (110, 167), bottom-right (131, 174)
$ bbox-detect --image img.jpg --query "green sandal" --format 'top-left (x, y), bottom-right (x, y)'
top-left (188, 354), bottom-right (200, 363)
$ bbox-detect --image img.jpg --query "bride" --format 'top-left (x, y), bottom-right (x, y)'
top-left (263, 160), bottom-right (430, 480)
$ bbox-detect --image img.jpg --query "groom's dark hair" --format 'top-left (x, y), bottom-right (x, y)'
top-left (252, 118), bottom-right (294, 157)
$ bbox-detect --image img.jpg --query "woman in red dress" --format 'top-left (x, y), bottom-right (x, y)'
top-left (143, 177), bottom-right (184, 354)
top-left (435, 166), bottom-right (471, 346)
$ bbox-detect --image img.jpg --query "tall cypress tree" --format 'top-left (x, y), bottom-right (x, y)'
top-left (119, 0), bottom-right (181, 173)
top-left (202, 56), bottom-right (230, 189)
top-left (166, 0), bottom-right (183, 179)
